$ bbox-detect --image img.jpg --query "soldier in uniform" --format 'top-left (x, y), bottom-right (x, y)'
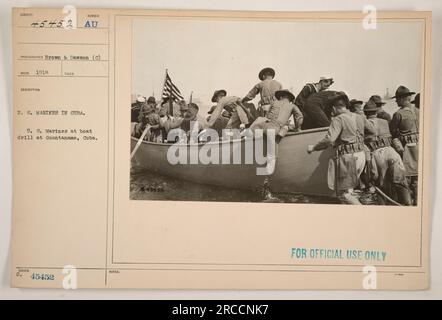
top-left (307, 92), bottom-right (375, 204)
top-left (206, 105), bottom-right (230, 137)
top-left (249, 90), bottom-right (303, 198)
top-left (389, 86), bottom-right (419, 204)
top-left (368, 95), bottom-right (391, 122)
top-left (208, 89), bottom-right (252, 130)
top-left (138, 96), bottom-right (157, 118)
top-left (242, 67), bottom-right (282, 117)
top-left (250, 89), bottom-right (303, 137)
top-left (132, 105), bottom-right (161, 142)
top-left (349, 99), bottom-right (364, 115)
top-left (363, 100), bottom-right (412, 205)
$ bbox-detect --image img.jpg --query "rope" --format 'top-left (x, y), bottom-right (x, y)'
top-left (374, 186), bottom-right (402, 206)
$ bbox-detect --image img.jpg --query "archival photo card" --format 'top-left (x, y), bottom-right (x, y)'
top-left (12, 8), bottom-right (431, 289)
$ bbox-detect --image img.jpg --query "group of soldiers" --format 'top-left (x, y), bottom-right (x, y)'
top-left (131, 95), bottom-right (207, 143)
top-left (131, 67), bottom-right (420, 205)
top-left (307, 86), bottom-right (419, 206)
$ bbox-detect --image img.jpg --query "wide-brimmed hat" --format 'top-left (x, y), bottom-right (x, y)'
top-left (329, 91), bottom-right (349, 107)
top-left (147, 96), bottom-right (156, 104)
top-left (363, 100), bottom-right (380, 113)
top-left (411, 93), bottom-right (420, 107)
top-left (349, 99), bottom-right (363, 105)
top-left (258, 67), bottom-right (275, 80)
top-left (369, 95), bottom-right (386, 106)
top-left (391, 86), bottom-right (416, 99)
top-left (211, 89), bottom-right (227, 102)
top-left (275, 89), bottom-right (295, 102)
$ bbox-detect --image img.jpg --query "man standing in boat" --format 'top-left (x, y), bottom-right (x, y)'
top-left (389, 85), bottom-right (419, 205)
top-left (208, 89), bottom-right (253, 130)
top-left (131, 95), bottom-right (146, 123)
top-left (242, 67), bottom-right (282, 117)
top-left (307, 92), bottom-right (375, 204)
top-left (363, 100), bottom-right (412, 205)
top-left (294, 75), bottom-right (334, 112)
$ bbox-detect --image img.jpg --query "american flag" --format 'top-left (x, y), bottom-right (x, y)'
top-left (161, 71), bottom-right (184, 102)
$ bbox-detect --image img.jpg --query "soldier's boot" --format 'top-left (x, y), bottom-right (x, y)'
top-left (339, 191), bottom-right (362, 205)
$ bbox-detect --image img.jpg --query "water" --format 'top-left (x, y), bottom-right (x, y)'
top-left (130, 164), bottom-right (358, 204)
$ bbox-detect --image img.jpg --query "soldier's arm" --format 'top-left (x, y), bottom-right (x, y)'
top-left (363, 117), bottom-right (376, 135)
top-left (378, 110), bottom-right (392, 122)
top-left (166, 117), bottom-right (184, 130)
top-left (208, 97), bottom-right (242, 127)
top-left (292, 105), bottom-right (304, 129)
top-left (198, 115), bottom-right (209, 130)
top-left (243, 83), bottom-right (261, 102)
top-left (207, 103), bottom-right (224, 127)
top-left (389, 112), bottom-right (402, 139)
top-left (313, 117), bottom-right (341, 151)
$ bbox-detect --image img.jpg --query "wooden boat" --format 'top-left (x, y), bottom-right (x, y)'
top-left (130, 127), bottom-right (335, 197)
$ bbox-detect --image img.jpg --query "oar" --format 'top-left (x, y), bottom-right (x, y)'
top-left (130, 125), bottom-right (151, 159)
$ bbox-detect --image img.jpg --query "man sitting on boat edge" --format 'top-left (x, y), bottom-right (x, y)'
top-left (245, 89), bottom-right (303, 200)
top-left (249, 89), bottom-right (303, 140)
top-left (208, 89), bottom-right (254, 131)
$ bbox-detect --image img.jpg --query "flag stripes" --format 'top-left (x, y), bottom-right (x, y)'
top-left (161, 71), bottom-right (184, 102)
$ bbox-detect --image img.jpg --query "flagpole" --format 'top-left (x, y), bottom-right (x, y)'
top-left (169, 92), bottom-right (173, 117)
top-left (189, 91), bottom-right (193, 104)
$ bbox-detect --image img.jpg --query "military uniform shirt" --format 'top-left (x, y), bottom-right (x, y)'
top-left (266, 100), bottom-right (304, 128)
top-left (390, 105), bottom-right (419, 139)
top-left (365, 117), bottom-right (391, 142)
top-left (245, 79), bottom-right (282, 105)
top-left (377, 109), bottom-right (392, 122)
top-left (207, 96), bottom-right (248, 127)
top-left (314, 111), bottom-right (375, 151)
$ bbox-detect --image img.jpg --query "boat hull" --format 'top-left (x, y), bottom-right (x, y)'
top-left (130, 128), bottom-right (334, 197)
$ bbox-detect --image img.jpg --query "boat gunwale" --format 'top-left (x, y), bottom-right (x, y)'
top-left (131, 126), bottom-right (329, 147)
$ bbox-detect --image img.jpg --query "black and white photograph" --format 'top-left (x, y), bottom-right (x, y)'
top-left (130, 17), bottom-right (423, 205)
top-left (4, 3), bottom-right (438, 295)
